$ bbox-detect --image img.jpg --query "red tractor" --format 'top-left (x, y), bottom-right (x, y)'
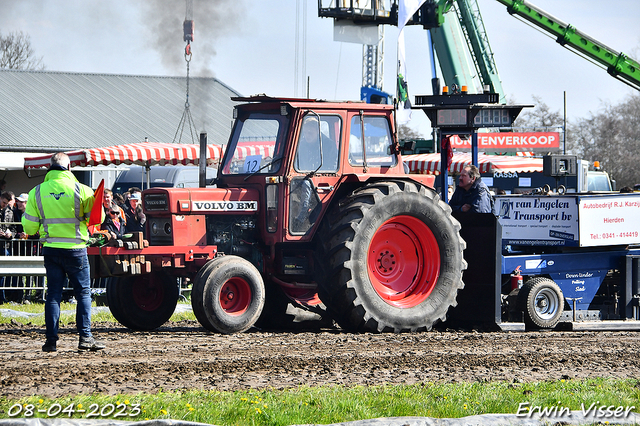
top-left (89, 96), bottom-right (467, 333)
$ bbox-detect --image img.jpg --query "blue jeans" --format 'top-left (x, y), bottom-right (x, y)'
top-left (44, 253), bottom-right (92, 341)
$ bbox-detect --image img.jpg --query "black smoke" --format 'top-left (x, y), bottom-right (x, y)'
top-left (140, 0), bottom-right (245, 77)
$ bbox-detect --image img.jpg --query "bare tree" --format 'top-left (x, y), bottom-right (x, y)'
top-left (568, 94), bottom-right (640, 188)
top-left (513, 95), bottom-right (564, 130)
top-left (397, 124), bottom-right (422, 140)
top-left (0, 31), bottom-right (45, 70)
top-left (510, 95), bottom-right (581, 155)
top-left (510, 94), bottom-right (640, 186)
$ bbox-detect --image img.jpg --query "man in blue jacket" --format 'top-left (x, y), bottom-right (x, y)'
top-left (449, 165), bottom-right (493, 213)
top-left (22, 152), bottom-right (105, 352)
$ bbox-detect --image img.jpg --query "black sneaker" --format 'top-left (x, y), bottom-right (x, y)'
top-left (78, 336), bottom-right (105, 351)
top-left (42, 340), bottom-right (57, 352)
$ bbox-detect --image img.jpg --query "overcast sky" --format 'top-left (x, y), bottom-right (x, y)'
top-left (1, 0), bottom-right (639, 137)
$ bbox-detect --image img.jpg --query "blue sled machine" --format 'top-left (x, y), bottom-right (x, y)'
top-left (448, 192), bottom-right (640, 331)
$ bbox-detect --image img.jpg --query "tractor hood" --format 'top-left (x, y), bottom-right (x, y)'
top-left (143, 187), bottom-right (260, 215)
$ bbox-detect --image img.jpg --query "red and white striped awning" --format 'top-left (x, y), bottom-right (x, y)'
top-left (232, 141), bottom-right (276, 160)
top-left (23, 142), bottom-right (223, 170)
top-left (404, 152), bottom-right (543, 175)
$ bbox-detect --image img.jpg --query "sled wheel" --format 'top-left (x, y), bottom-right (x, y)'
top-left (201, 255), bottom-right (265, 334)
top-left (106, 271), bottom-right (179, 331)
top-left (518, 276), bottom-right (564, 329)
top-left (318, 180), bottom-right (467, 332)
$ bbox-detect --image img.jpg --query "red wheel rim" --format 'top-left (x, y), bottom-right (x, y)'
top-left (219, 277), bottom-right (252, 316)
top-left (131, 274), bottom-right (165, 312)
top-left (367, 215), bottom-right (440, 308)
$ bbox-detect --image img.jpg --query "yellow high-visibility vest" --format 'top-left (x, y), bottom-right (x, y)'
top-left (22, 170), bottom-right (95, 249)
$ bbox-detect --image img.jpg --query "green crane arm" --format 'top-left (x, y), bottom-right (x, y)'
top-left (454, 0), bottom-right (504, 101)
top-left (430, 12), bottom-right (480, 94)
top-left (420, 0), bottom-right (506, 101)
top-left (495, 0), bottom-right (640, 91)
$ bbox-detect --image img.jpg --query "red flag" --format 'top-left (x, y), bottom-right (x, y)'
top-left (89, 179), bottom-right (105, 226)
top-left (441, 135), bottom-right (453, 170)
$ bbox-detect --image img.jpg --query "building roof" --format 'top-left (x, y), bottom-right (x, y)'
top-left (0, 69), bottom-right (241, 153)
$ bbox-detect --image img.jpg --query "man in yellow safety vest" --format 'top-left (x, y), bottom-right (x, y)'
top-left (22, 152), bottom-right (105, 352)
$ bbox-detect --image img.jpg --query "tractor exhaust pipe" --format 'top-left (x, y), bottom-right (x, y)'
top-left (199, 132), bottom-right (207, 188)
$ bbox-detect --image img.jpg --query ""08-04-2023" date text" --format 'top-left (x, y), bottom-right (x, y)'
top-left (8, 402), bottom-right (142, 418)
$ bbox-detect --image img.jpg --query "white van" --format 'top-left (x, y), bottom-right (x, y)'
top-left (112, 165), bottom-right (217, 194)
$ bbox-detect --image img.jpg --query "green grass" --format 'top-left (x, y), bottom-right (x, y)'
top-left (0, 299), bottom-right (197, 326)
top-left (0, 379), bottom-right (638, 424)
top-left (1, 303), bottom-right (639, 424)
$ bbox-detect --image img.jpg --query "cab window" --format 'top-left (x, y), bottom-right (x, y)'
top-left (222, 112), bottom-right (287, 175)
top-left (294, 114), bottom-right (341, 173)
top-left (348, 115), bottom-right (395, 167)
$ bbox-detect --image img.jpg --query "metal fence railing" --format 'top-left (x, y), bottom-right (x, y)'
top-left (0, 238), bottom-right (107, 303)
top-left (0, 234), bottom-right (191, 303)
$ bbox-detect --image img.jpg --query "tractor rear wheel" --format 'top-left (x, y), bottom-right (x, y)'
top-left (318, 180), bottom-right (466, 332)
top-left (518, 277), bottom-right (564, 329)
top-left (106, 271), bottom-right (179, 331)
top-left (200, 255), bottom-right (265, 334)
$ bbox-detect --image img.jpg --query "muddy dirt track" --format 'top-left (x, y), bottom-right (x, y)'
top-left (1, 320), bottom-right (640, 399)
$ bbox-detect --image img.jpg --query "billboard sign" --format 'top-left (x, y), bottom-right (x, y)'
top-left (496, 196), bottom-right (579, 247)
top-left (496, 194), bottom-right (640, 248)
top-left (450, 132), bottom-right (560, 152)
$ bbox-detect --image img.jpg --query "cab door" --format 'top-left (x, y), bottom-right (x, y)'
top-left (287, 112), bottom-right (342, 237)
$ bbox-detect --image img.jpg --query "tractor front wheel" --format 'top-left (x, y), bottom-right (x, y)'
top-left (190, 259), bottom-right (219, 332)
top-left (200, 255), bottom-right (265, 334)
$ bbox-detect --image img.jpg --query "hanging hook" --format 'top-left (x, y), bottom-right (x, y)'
top-left (185, 42), bottom-right (192, 62)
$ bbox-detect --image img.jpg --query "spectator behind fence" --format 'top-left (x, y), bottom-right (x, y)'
top-left (113, 192), bottom-right (125, 208)
top-left (0, 191), bottom-right (15, 243)
top-left (12, 193), bottom-right (35, 302)
top-left (13, 193), bottom-right (27, 240)
top-left (102, 201), bottom-right (125, 239)
top-left (22, 152), bottom-right (105, 352)
top-left (13, 193), bottom-right (42, 302)
top-left (0, 191), bottom-right (16, 303)
top-left (103, 189), bottom-right (126, 227)
top-left (124, 190), bottom-right (146, 236)
top-left (102, 188), bottom-right (113, 211)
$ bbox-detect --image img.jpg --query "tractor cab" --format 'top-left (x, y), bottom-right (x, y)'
top-left (217, 96), bottom-right (420, 243)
